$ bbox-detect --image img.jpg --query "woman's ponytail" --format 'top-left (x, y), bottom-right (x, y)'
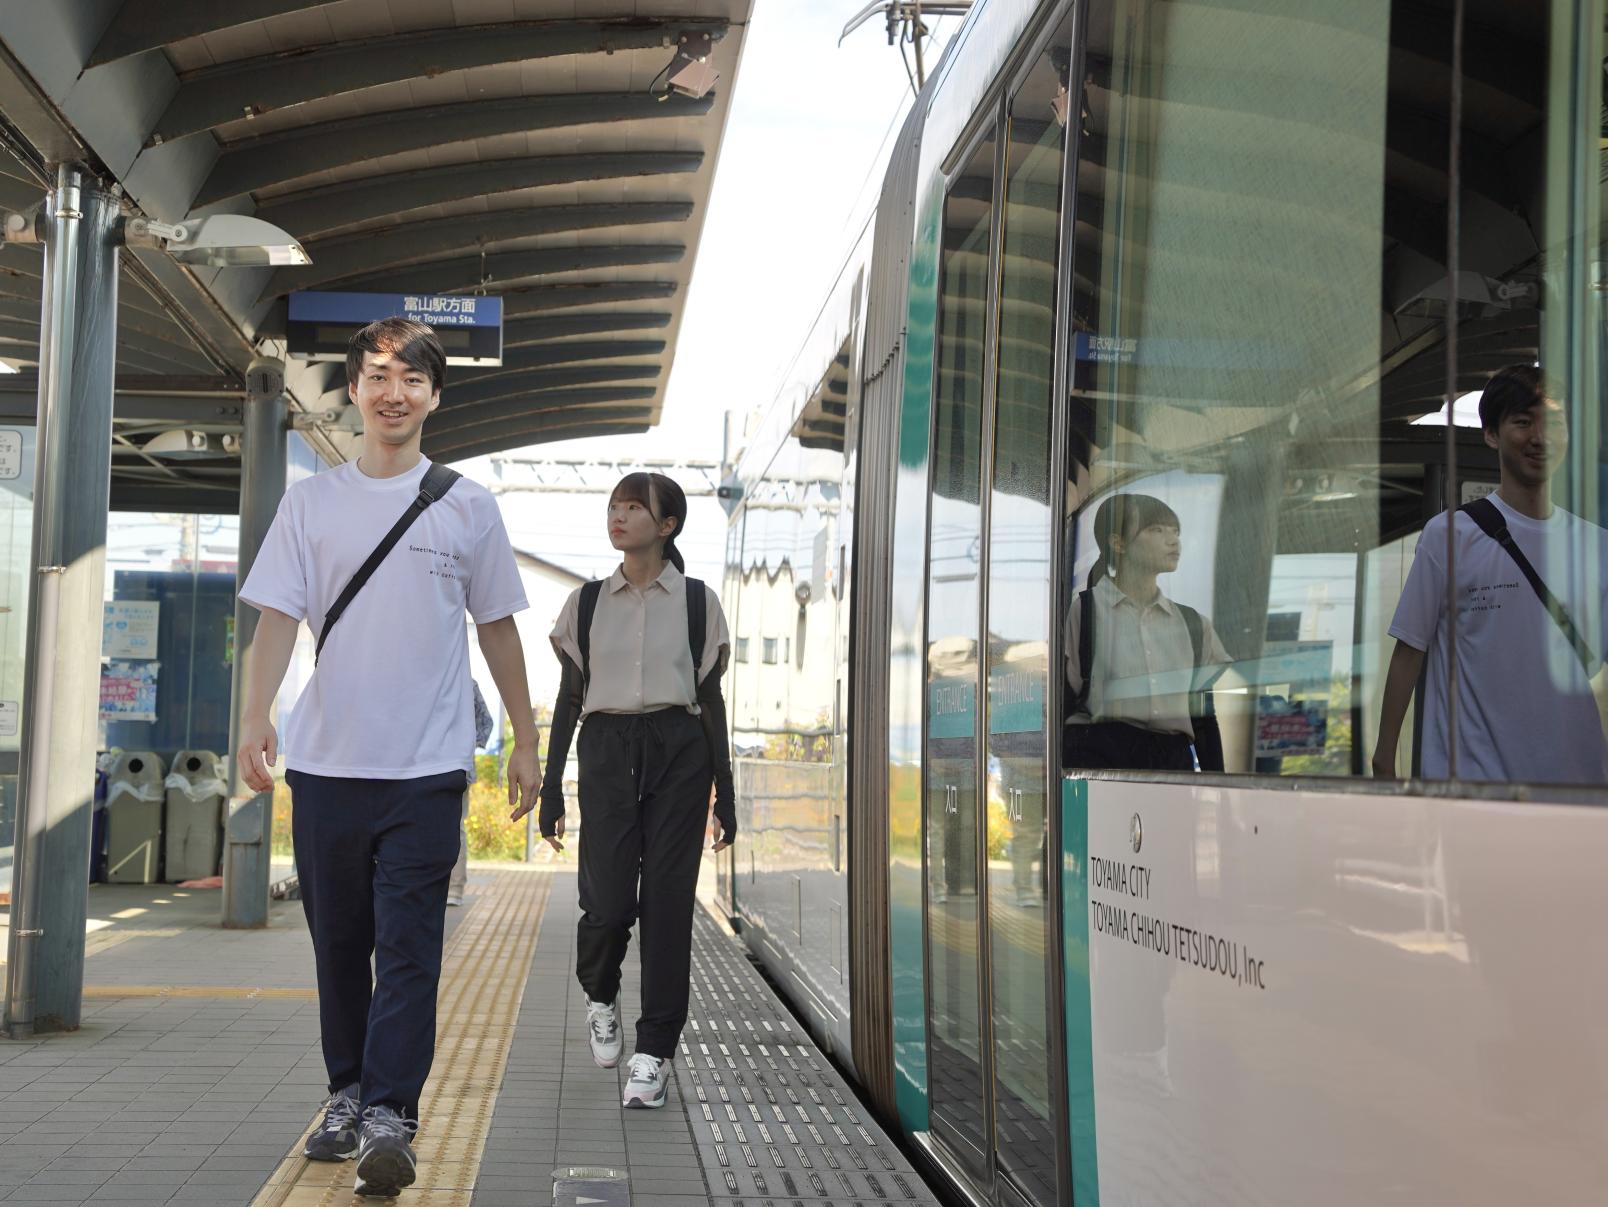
top-left (663, 533), bottom-right (686, 573)
top-left (649, 472), bottom-right (689, 573)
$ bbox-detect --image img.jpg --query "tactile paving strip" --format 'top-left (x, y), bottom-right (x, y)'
top-left (679, 910), bottom-right (943, 1207)
top-left (250, 867), bottom-right (552, 1207)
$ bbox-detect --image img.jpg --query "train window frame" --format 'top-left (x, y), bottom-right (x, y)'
top-left (1042, 0), bottom-right (1608, 807)
top-left (919, 3), bottom-right (1083, 1199)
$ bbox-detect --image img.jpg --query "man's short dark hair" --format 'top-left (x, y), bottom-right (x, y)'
top-left (1477, 363), bottom-right (1546, 434)
top-left (346, 317), bottom-right (447, 393)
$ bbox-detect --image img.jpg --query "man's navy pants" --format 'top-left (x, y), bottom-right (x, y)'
top-left (288, 768), bottom-right (465, 1119)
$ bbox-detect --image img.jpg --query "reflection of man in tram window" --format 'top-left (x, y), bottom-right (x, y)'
top-left (1063, 493), bottom-right (1233, 772)
top-left (1373, 364), bottom-right (1608, 784)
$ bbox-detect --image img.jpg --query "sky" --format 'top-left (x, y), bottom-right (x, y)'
top-left (452, 3), bottom-right (959, 588)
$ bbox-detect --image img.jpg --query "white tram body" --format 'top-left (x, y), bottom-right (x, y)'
top-left (720, 0), bottom-right (1608, 1203)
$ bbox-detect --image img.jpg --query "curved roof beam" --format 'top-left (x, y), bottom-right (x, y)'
top-left (316, 245), bottom-right (686, 299)
top-left (152, 19), bottom-right (728, 144)
top-left (427, 419), bottom-right (652, 464)
top-left (503, 311), bottom-right (672, 342)
top-left (199, 99), bottom-right (706, 205)
top-left (453, 340), bottom-right (667, 384)
top-left (90, 1), bottom-right (340, 66)
top-left (254, 155), bottom-right (699, 241)
top-left (436, 386), bottom-right (660, 429)
top-left (446, 366), bottom-right (661, 412)
top-left (425, 402), bottom-right (657, 455)
top-left (445, 365), bottom-right (661, 407)
top-left (504, 282), bottom-right (677, 316)
top-left (262, 203), bottom-right (692, 300)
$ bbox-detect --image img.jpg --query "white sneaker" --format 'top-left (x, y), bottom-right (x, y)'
top-left (446, 891), bottom-right (464, 907)
top-left (586, 999), bottom-right (622, 1068)
top-left (622, 1052), bottom-right (670, 1109)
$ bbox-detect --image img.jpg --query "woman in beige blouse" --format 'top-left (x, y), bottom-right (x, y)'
top-left (522, 472), bottom-right (734, 1110)
top-left (1064, 492), bottom-right (1233, 772)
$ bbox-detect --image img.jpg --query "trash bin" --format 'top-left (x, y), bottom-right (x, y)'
top-left (105, 751), bottom-right (165, 884)
top-left (163, 751), bottom-right (226, 882)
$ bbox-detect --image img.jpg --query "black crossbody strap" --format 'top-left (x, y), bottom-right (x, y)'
top-left (686, 576), bottom-right (706, 683)
top-left (315, 463), bottom-right (461, 665)
top-left (1460, 497), bottom-right (1596, 672)
top-left (576, 579), bottom-right (604, 694)
top-left (1073, 588), bottom-right (1094, 714)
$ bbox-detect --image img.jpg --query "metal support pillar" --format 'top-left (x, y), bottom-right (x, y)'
top-left (221, 369), bottom-right (287, 929)
top-left (4, 165), bottom-right (121, 1037)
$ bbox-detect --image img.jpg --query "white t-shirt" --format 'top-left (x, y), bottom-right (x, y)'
top-left (239, 458), bottom-right (528, 779)
top-left (1389, 494), bottom-right (1608, 784)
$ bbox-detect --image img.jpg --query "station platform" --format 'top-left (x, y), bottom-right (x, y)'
top-left (0, 867), bottom-right (943, 1206)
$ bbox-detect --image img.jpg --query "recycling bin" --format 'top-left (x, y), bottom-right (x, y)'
top-left (164, 750), bottom-right (226, 882)
top-left (105, 751), bottom-right (165, 884)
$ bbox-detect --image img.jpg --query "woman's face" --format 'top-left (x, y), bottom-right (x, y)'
top-left (607, 492), bottom-right (672, 555)
top-left (1120, 520), bottom-right (1181, 574)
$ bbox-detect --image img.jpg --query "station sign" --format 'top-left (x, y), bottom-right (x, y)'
top-left (287, 290), bottom-right (504, 367)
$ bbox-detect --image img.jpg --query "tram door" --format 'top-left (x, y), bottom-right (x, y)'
top-left (923, 126), bottom-right (998, 1179)
top-left (980, 24), bottom-right (1071, 1205)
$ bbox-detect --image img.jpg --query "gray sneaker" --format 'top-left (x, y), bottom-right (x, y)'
top-left (587, 998), bottom-right (623, 1068)
top-left (622, 1053), bottom-right (670, 1108)
top-left (303, 1089), bottom-right (359, 1161)
top-left (353, 1105), bottom-right (418, 1197)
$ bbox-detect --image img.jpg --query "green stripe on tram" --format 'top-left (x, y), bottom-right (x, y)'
top-left (1062, 777), bottom-right (1100, 1203)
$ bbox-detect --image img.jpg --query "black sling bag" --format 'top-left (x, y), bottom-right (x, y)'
top-left (1459, 496), bottom-right (1597, 673)
top-left (575, 573), bottom-right (707, 690)
top-left (313, 463), bottom-right (462, 665)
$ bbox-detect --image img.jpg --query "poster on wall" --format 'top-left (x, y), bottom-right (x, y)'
top-left (100, 661), bottom-right (159, 723)
top-left (1253, 640), bottom-right (1332, 758)
top-left (103, 600), bottom-right (159, 659)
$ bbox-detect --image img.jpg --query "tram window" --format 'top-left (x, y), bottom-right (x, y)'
top-left (1058, 1), bottom-right (1589, 787)
top-left (763, 637), bottom-right (778, 665)
top-left (735, 637), bottom-right (749, 664)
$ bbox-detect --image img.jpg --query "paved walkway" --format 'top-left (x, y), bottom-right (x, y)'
top-left (0, 869), bottom-right (939, 1206)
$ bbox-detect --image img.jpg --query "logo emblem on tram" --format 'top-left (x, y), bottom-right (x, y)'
top-left (1130, 813), bottom-right (1143, 854)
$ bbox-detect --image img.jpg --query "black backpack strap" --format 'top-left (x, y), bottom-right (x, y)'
top-left (576, 579), bottom-right (604, 694)
top-left (1461, 498), bottom-right (1596, 672)
top-left (686, 576), bottom-right (706, 683)
top-left (1072, 588), bottom-right (1094, 714)
top-left (315, 463), bottom-right (461, 665)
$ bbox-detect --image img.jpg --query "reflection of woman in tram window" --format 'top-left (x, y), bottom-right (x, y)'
top-left (1063, 493), bottom-right (1233, 772)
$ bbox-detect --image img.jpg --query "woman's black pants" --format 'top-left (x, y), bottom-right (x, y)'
top-left (575, 709), bottom-right (713, 1059)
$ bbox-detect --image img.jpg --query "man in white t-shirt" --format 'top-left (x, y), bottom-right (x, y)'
top-left (1373, 363), bottom-right (1608, 784)
top-left (235, 318), bottom-right (538, 1196)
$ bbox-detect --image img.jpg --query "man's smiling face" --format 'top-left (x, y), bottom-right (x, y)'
top-left (349, 349), bottom-right (440, 448)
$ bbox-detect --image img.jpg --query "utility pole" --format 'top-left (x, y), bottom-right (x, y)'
top-left (839, 1), bottom-right (974, 92)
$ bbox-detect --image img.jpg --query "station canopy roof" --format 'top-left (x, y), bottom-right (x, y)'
top-left (0, 1), bottom-right (751, 511)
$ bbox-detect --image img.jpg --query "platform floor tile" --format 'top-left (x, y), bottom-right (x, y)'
top-left (472, 881), bottom-right (943, 1207)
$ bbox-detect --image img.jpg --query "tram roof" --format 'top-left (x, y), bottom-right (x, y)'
top-left (0, 1), bottom-right (752, 510)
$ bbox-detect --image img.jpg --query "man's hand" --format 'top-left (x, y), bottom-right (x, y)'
top-left (505, 742), bottom-right (539, 823)
top-left (237, 714), bottom-right (279, 794)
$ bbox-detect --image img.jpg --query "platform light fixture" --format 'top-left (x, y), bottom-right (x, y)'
top-left (661, 32), bottom-right (718, 101)
top-left (124, 213), bottom-right (308, 267)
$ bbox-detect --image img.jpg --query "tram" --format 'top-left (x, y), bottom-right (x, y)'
top-left (717, 0), bottom-right (1608, 1203)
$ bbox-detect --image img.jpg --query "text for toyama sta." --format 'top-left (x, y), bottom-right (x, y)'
top-left (1088, 856), bottom-right (1267, 990)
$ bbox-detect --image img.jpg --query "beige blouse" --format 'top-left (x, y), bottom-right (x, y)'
top-left (1064, 576), bottom-right (1231, 738)
top-left (550, 563), bottom-right (730, 718)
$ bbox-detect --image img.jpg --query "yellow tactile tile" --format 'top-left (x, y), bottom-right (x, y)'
top-left (82, 985), bottom-right (318, 999)
top-left (250, 867), bottom-right (552, 1207)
